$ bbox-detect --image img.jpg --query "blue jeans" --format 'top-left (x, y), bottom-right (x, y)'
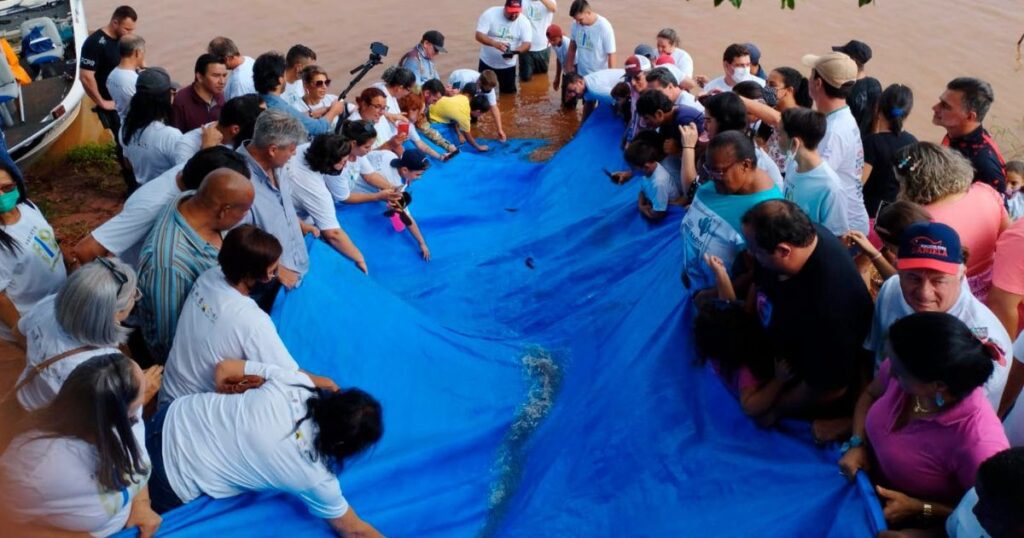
top-left (145, 404), bottom-right (185, 514)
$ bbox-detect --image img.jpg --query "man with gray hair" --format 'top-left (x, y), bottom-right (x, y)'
top-left (238, 109), bottom-right (309, 300)
top-left (209, 36), bottom-right (256, 100)
top-left (106, 34), bottom-right (145, 122)
top-left (933, 77), bottom-right (1007, 194)
top-left (136, 168), bottom-right (255, 362)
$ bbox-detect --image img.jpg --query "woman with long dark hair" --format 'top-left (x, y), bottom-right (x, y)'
top-left (147, 359), bottom-right (383, 536)
top-left (0, 161), bottom-right (65, 348)
top-left (0, 353), bottom-right (161, 537)
top-left (121, 68), bottom-right (185, 185)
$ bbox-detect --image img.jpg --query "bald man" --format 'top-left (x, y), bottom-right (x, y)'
top-left (136, 168), bottom-right (255, 362)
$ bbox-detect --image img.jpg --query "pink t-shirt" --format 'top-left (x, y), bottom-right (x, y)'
top-left (865, 360), bottom-right (1009, 504)
top-left (991, 218), bottom-right (1024, 334)
top-left (926, 183), bottom-right (1007, 299)
top-left (710, 361), bottom-right (761, 397)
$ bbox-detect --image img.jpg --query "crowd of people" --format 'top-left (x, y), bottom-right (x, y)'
top-left (1, 0), bottom-right (1023, 537)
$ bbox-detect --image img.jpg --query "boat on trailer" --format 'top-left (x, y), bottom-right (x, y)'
top-left (0, 0), bottom-right (86, 166)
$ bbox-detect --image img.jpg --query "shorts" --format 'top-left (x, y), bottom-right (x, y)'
top-left (479, 60), bottom-right (517, 94)
top-left (519, 48), bottom-right (551, 81)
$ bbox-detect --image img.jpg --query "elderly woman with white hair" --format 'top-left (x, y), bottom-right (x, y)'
top-left (896, 141), bottom-right (1009, 300)
top-left (14, 257), bottom-right (159, 411)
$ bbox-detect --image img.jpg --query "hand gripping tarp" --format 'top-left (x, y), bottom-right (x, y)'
top-left (120, 107), bottom-right (881, 537)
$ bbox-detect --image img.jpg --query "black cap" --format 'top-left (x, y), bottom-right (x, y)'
top-left (423, 30), bottom-right (446, 53)
top-left (391, 149), bottom-right (430, 172)
top-left (831, 40), bottom-right (872, 66)
top-left (136, 67), bottom-right (180, 96)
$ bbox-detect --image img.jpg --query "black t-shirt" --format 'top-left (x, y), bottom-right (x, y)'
top-left (753, 226), bottom-right (874, 392)
top-left (848, 76), bottom-right (882, 137)
top-left (944, 126), bottom-right (1007, 194)
top-left (80, 29), bottom-right (121, 100)
top-left (862, 130), bottom-right (918, 217)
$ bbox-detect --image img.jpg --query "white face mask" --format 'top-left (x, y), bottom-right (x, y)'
top-left (732, 66), bottom-right (752, 83)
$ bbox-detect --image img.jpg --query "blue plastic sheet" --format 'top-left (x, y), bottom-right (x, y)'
top-left (121, 107), bottom-right (880, 537)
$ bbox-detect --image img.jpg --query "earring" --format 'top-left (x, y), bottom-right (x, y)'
top-left (935, 393), bottom-right (945, 408)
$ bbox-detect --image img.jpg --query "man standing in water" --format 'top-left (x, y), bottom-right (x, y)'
top-left (565, 0), bottom-right (616, 76)
top-left (519, 0), bottom-right (557, 83)
top-left (475, 0), bottom-right (534, 94)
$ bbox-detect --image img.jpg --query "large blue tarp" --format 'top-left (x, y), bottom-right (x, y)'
top-left (123, 108), bottom-right (880, 537)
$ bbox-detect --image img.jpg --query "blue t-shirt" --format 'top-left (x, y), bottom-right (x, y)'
top-left (783, 161), bottom-right (850, 236)
top-left (680, 182), bottom-right (783, 292)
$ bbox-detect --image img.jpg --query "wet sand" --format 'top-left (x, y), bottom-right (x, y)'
top-left (83, 0), bottom-right (1023, 154)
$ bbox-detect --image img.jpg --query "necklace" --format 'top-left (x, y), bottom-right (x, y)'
top-left (912, 397), bottom-right (935, 414)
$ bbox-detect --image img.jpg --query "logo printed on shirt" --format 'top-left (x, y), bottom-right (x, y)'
top-left (29, 227), bottom-right (60, 270)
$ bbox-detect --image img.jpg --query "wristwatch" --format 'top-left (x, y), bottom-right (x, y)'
top-left (922, 503), bottom-right (933, 517)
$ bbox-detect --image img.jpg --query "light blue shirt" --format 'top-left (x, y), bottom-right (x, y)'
top-left (239, 144), bottom-right (310, 277)
top-left (261, 92), bottom-right (329, 137)
top-left (783, 161), bottom-right (850, 237)
top-left (400, 45), bottom-right (439, 87)
top-left (640, 163), bottom-right (681, 212)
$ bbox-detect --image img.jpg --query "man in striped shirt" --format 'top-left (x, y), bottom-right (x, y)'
top-left (136, 169), bottom-right (255, 362)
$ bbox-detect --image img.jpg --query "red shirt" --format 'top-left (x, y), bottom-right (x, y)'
top-left (171, 84), bottom-right (224, 133)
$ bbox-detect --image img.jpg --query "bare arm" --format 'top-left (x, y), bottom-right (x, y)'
top-left (344, 190), bottom-right (397, 205)
top-left (463, 130), bottom-right (489, 152)
top-left (0, 292), bottom-right (24, 349)
top-left (565, 41), bottom-right (577, 73)
top-left (987, 286), bottom-right (1021, 343)
top-left (79, 69), bottom-right (114, 110)
top-left (328, 507), bottom-right (384, 538)
top-left (412, 137), bottom-right (442, 160)
top-left (999, 359), bottom-right (1024, 418)
top-left (737, 95), bottom-right (781, 127)
top-left (72, 233), bottom-right (112, 265)
top-left (362, 172), bottom-right (395, 191)
top-left (539, 0), bottom-right (557, 11)
top-left (606, 52), bottom-right (616, 69)
top-left (489, 106), bottom-right (506, 141)
top-left (861, 163), bottom-right (873, 185)
top-left (321, 228), bottom-right (368, 274)
top-left (475, 32), bottom-right (508, 53)
top-left (404, 214), bottom-right (431, 261)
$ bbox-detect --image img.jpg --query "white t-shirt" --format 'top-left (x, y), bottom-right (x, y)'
top-left (702, 74), bottom-right (766, 94)
top-left (569, 15), bottom-right (616, 76)
top-left (866, 276), bottom-right (1011, 410)
top-left (0, 412), bottom-right (149, 537)
top-left (449, 69), bottom-right (498, 107)
top-left (552, 37), bottom-right (571, 67)
top-left (286, 144), bottom-right (343, 230)
top-left (15, 295), bottom-right (120, 411)
top-left (291, 93), bottom-right (339, 129)
top-left (673, 86), bottom-right (704, 112)
top-left (363, 150), bottom-right (404, 190)
top-left (583, 68), bottom-right (625, 101)
top-left (640, 162), bottom-right (681, 212)
top-left (282, 79), bottom-right (305, 107)
top-left (161, 267), bottom-right (300, 404)
top-left (945, 488), bottom-right (989, 538)
top-left (1007, 192), bottom-right (1024, 221)
top-left (523, 0), bottom-right (555, 52)
top-left (121, 121), bottom-right (184, 185)
top-left (348, 110), bottom-right (398, 151)
top-left (1002, 332), bottom-right (1024, 446)
top-left (756, 147), bottom-right (784, 191)
top-left (0, 204), bottom-right (66, 341)
top-left (105, 67), bottom-right (138, 122)
top-left (162, 364), bottom-right (350, 519)
top-left (820, 106), bottom-right (869, 234)
top-left (476, 6), bottom-right (534, 69)
top-left (669, 48), bottom-right (694, 79)
top-left (330, 154), bottom-right (372, 201)
top-left (225, 56), bottom-right (256, 100)
top-left (92, 164), bottom-right (184, 267)
top-left (173, 125), bottom-right (231, 166)
top-left (783, 161), bottom-right (850, 237)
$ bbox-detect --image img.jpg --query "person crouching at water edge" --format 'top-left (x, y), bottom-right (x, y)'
top-left (358, 149), bottom-right (434, 261)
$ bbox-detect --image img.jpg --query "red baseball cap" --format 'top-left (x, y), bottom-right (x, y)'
top-left (505, 0), bottom-right (523, 13)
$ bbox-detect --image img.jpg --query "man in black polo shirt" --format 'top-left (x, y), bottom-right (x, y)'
top-left (80, 6), bottom-right (137, 118)
top-left (741, 199), bottom-right (874, 430)
top-left (80, 5), bottom-right (138, 189)
top-left (933, 77), bottom-right (1007, 194)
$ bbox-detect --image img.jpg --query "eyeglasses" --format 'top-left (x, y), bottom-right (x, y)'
top-left (312, 79), bottom-right (331, 88)
top-left (702, 160), bottom-right (745, 181)
top-left (96, 257), bottom-right (142, 302)
top-left (370, 103), bottom-right (387, 111)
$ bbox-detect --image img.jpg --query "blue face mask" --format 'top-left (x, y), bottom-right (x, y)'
top-left (0, 188), bottom-right (19, 213)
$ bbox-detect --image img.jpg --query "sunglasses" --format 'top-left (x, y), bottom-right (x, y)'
top-left (312, 79), bottom-right (332, 88)
top-left (96, 257), bottom-right (142, 303)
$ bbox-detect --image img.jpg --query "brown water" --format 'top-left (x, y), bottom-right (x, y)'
top-left (83, 0), bottom-right (1024, 157)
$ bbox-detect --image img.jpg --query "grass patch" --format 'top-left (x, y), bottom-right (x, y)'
top-left (62, 142), bottom-right (119, 177)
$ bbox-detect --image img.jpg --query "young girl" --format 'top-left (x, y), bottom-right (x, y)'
top-left (695, 254), bottom-right (793, 424)
top-left (1006, 160), bottom-right (1024, 221)
top-left (843, 200), bottom-right (932, 297)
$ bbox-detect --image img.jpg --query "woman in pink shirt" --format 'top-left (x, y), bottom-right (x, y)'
top-left (896, 142), bottom-right (1010, 301)
top-left (838, 312), bottom-right (1009, 531)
